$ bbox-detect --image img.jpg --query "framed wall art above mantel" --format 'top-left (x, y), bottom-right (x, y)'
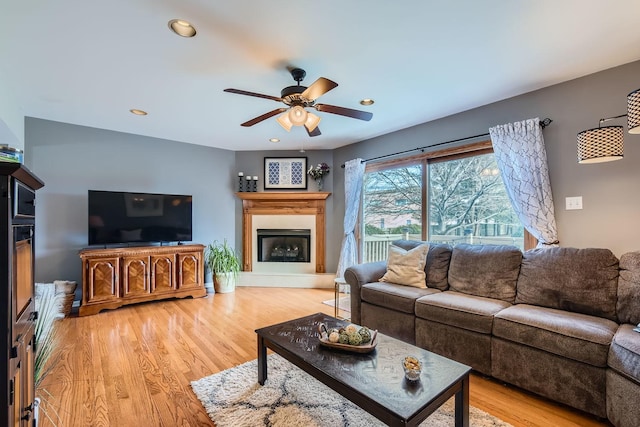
top-left (264, 157), bottom-right (308, 190)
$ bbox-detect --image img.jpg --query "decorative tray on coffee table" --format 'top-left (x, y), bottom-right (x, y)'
top-left (317, 322), bottom-right (378, 353)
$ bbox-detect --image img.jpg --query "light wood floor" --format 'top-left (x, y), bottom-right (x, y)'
top-left (38, 288), bottom-right (610, 427)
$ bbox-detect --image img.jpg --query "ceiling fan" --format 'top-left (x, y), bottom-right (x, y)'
top-left (224, 68), bottom-right (373, 137)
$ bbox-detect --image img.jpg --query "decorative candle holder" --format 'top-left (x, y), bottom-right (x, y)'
top-left (245, 176), bottom-right (252, 192)
top-left (251, 176), bottom-right (258, 192)
top-left (238, 172), bottom-right (244, 192)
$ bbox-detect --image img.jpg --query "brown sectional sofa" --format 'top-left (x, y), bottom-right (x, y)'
top-left (344, 240), bottom-right (640, 427)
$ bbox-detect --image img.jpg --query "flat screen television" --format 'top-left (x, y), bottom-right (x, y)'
top-left (88, 190), bottom-right (192, 245)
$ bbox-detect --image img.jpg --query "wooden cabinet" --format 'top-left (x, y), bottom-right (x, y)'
top-left (150, 254), bottom-right (175, 294)
top-left (177, 251), bottom-right (202, 290)
top-left (79, 245), bottom-right (205, 316)
top-left (1, 164), bottom-right (44, 427)
top-left (85, 256), bottom-right (120, 304)
top-left (122, 255), bottom-right (150, 298)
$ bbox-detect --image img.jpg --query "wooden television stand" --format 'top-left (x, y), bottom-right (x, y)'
top-left (79, 244), bottom-right (206, 316)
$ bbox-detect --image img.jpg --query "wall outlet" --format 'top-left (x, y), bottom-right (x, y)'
top-left (565, 196), bottom-right (583, 210)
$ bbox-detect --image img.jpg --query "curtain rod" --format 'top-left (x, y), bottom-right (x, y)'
top-left (340, 117), bottom-right (553, 168)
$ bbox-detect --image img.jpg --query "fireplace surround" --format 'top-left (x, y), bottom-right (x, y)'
top-left (236, 192), bottom-right (330, 273)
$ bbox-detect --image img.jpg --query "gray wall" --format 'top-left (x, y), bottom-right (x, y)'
top-left (334, 60), bottom-right (640, 258)
top-left (0, 71), bottom-right (24, 149)
top-left (25, 118), bottom-right (236, 284)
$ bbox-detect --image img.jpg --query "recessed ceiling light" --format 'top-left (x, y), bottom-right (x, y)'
top-left (360, 98), bottom-right (375, 106)
top-left (168, 19), bottom-right (197, 37)
top-left (269, 138), bottom-right (280, 143)
top-left (130, 109), bottom-right (148, 116)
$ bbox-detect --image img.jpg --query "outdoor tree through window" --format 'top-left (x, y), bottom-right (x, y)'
top-left (428, 152), bottom-right (522, 244)
top-left (363, 164), bottom-right (422, 261)
top-left (362, 144), bottom-right (525, 263)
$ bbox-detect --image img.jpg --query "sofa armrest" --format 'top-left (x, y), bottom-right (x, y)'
top-left (344, 261), bottom-right (387, 324)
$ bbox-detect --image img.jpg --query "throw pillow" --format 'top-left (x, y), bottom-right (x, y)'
top-left (379, 243), bottom-right (430, 288)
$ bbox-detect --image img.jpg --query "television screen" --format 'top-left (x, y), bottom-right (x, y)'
top-left (88, 190), bottom-right (192, 245)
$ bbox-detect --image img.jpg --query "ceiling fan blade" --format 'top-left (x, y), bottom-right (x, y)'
top-left (224, 88), bottom-right (282, 102)
top-left (241, 108), bottom-right (288, 127)
top-left (305, 125), bottom-right (321, 137)
top-left (301, 78), bottom-right (338, 101)
top-left (314, 104), bottom-right (373, 121)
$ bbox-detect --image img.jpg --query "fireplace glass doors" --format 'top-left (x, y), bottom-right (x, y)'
top-left (257, 229), bottom-right (311, 263)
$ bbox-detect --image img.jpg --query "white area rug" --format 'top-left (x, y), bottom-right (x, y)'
top-left (322, 295), bottom-right (351, 312)
top-left (191, 354), bottom-right (512, 427)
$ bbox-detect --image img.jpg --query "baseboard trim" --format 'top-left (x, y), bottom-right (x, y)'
top-left (237, 272), bottom-right (335, 288)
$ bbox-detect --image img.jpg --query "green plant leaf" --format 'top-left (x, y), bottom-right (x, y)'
top-left (205, 239), bottom-right (241, 280)
top-left (34, 289), bottom-right (63, 387)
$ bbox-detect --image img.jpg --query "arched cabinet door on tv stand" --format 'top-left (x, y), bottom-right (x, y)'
top-left (177, 251), bottom-right (203, 290)
top-left (79, 244), bottom-right (206, 316)
top-left (84, 255), bottom-right (120, 305)
top-left (150, 254), bottom-right (175, 294)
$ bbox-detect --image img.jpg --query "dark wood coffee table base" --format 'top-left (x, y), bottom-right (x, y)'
top-left (256, 313), bottom-right (470, 427)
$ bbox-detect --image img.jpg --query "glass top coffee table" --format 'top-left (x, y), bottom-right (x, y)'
top-left (256, 312), bottom-right (471, 427)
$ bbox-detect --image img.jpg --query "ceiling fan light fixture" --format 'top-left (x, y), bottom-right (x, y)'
top-left (305, 113), bottom-right (321, 132)
top-left (276, 113), bottom-right (292, 131)
top-left (225, 68), bottom-right (373, 136)
top-left (288, 105), bottom-right (308, 126)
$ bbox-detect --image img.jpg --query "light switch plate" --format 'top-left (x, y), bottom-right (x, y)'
top-left (565, 196), bottom-right (583, 210)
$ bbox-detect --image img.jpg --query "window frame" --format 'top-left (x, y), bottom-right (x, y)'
top-left (360, 140), bottom-right (537, 254)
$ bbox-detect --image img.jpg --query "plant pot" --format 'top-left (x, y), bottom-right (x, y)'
top-left (214, 272), bottom-right (236, 293)
top-left (33, 397), bottom-right (40, 426)
top-left (204, 268), bottom-right (215, 294)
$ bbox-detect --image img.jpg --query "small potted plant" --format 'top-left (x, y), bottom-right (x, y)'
top-left (205, 239), bottom-right (241, 293)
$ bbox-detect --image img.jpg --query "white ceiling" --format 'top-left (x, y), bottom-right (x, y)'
top-left (2, 0), bottom-right (640, 152)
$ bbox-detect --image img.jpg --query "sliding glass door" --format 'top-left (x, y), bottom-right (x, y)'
top-left (361, 142), bottom-right (527, 263)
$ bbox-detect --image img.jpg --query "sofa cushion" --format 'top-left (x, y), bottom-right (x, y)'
top-left (379, 243), bottom-right (429, 288)
top-left (392, 240), bottom-right (452, 290)
top-left (448, 244), bottom-right (522, 303)
top-left (608, 324), bottom-right (640, 383)
top-left (361, 282), bottom-right (440, 314)
top-left (415, 291), bottom-right (511, 334)
top-left (618, 252), bottom-right (640, 325)
top-left (494, 304), bottom-right (618, 367)
top-left (515, 247), bottom-right (619, 321)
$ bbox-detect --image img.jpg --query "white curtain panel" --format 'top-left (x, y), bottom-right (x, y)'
top-left (489, 118), bottom-right (559, 247)
top-left (336, 158), bottom-right (366, 280)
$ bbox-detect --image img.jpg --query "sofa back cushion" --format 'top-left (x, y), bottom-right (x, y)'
top-left (516, 247), bottom-right (619, 321)
top-left (392, 240), bottom-right (452, 290)
top-left (448, 244), bottom-right (522, 303)
top-left (618, 251), bottom-right (640, 325)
